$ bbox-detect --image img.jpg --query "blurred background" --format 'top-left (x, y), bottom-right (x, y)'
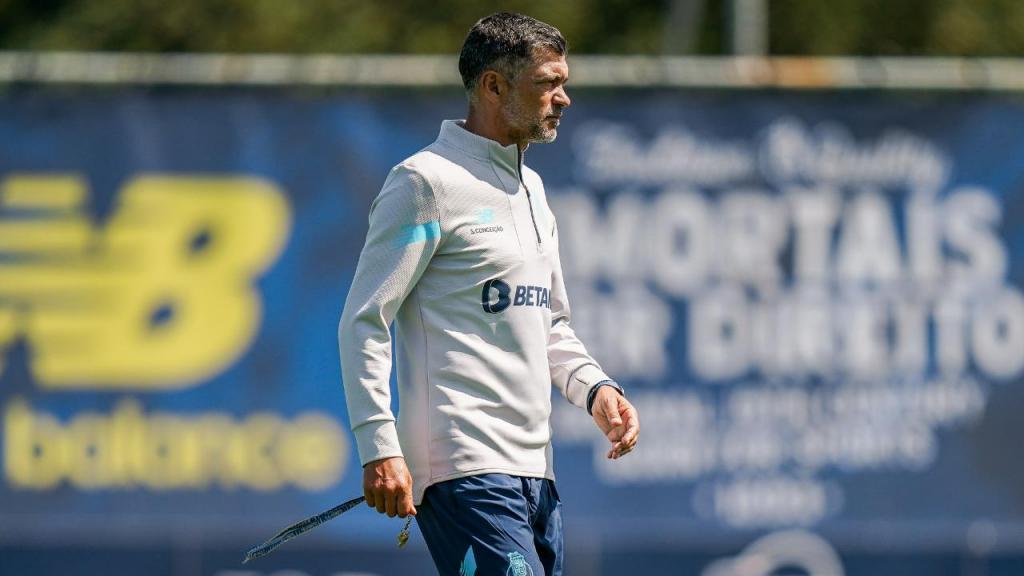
top-left (2, 1), bottom-right (1024, 575)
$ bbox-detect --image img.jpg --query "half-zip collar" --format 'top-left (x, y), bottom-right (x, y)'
top-left (439, 119), bottom-right (543, 251)
top-left (437, 119), bottom-right (519, 179)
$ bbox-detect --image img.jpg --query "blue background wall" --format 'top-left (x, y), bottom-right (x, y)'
top-left (1, 88), bottom-right (1023, 575)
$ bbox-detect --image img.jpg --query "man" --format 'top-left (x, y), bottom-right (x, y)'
top-left (339, 12), bottom-right (639, 576)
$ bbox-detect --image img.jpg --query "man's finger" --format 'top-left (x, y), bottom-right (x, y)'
top-left (620, 422), bottom-right (639, 446)
top-left (398, 489), bottom-right (417, 518)
top-left (621, 406), bottom-right (640, 443)
top-left (387, 487), bottom-right (399, 516)
top-left (365, 490), bottom-right (376, 509)
top-left (612, 439), bottom-right (634, 458)
top-left (374, 490), bottom-right (387, 514)
top-left (604, 395), bottom-right (622, 426)
top-left (623, 432), bottom-right (638, 448)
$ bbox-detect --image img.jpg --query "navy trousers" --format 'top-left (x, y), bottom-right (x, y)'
top-left (415, 473), bottom-right (564, 576)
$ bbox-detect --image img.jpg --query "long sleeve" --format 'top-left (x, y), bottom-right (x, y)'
top-left (338, 164), bottom-right (442, 466)
top-left (547, 217), bottom-right (613, 408)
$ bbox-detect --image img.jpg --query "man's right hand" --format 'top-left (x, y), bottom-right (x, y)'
top-left (363, 456), bottom-right (417, 518)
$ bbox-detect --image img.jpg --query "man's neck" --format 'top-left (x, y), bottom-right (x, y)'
top-left (464, 109), bottom-right (526, 152)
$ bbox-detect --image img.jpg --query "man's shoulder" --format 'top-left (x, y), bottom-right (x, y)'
top-left (391, 144), bottom-right (480, 191)
top-left (396, 147), bottom-right (449, 174)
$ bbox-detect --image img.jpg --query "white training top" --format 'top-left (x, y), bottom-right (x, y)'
top-left (339, 119), bottom-right (611, 504)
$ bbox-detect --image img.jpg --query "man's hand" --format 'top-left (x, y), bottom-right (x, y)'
top-left (591, 386), bottom-right (640, 459)
top-left (363, 456), bottom-right (417, 518)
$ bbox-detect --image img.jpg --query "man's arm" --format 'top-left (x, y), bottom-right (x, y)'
top-left (338, 164), bottom-right (441, 516)
top-left (547, 218), bottom-right (639, 459)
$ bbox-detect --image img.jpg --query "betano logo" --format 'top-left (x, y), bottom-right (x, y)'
top-left (0, 174), bottom-right (290, 389)
top-left (0, 174), bottom-right (348, 492)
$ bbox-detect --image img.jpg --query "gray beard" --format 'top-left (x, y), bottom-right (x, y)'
top-left (503, 97), bottom-right (557, 144)
top-left (528, 123), bottom-right (557, 144)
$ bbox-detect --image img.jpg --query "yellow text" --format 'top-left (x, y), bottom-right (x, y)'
top-left (4, 398), bottom-right (347, 492)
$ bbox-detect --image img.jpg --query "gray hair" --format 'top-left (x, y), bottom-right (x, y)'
top-left (458, 12), bottom-right (567, 100)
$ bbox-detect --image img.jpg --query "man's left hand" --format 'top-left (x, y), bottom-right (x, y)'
top-left (591, 386), bottom-right (639, 459)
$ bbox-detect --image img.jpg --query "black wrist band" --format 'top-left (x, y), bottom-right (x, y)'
top-left (587, 380), bottom-right (624, 415)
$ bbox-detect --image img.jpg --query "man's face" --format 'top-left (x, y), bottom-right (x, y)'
top-left (500, 49), bottom-right (571, 145)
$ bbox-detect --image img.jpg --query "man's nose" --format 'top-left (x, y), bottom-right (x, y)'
top-left (554, 86), bottom-right (571, 108)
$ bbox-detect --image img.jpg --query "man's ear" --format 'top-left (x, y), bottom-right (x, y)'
top-left (479, 70), bottom-right (506, 103)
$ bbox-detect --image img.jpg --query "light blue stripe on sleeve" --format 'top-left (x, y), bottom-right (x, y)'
top-left (396, 220), bottom-right (441, 247)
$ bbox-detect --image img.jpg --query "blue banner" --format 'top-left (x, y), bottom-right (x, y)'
top-left (1, 88), bottom-right (1024, 575)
